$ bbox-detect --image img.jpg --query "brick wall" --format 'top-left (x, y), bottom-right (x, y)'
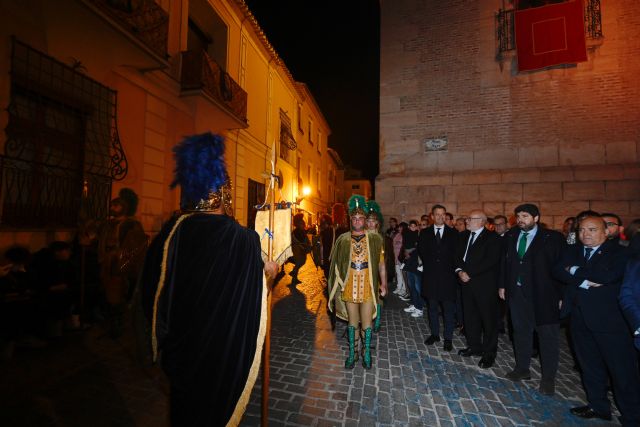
top-left (378, 0), bottom-right (640, 226)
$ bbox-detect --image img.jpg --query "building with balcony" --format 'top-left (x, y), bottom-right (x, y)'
top-left (378, 0), bottom-right (640, 227)
top-left (0, 0), bottom-right (332, 251)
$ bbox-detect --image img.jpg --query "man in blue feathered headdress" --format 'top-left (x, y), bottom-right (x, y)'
top-left (327, 194), bottom-right (387, 370)
top-left (140, 132), bottom-right (277, 427)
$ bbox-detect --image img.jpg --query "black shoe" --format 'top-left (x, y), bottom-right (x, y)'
top-left (505, 369), bottom-right (532, 381)
top-left (478, 356), bottom-right (495, 369)
top-left (424, 335), bottom-right (441, 345)
top-left (443, 340), bottom-right (453, 351)
top-left (570, 406), bottom-right (611, 421)
top-left (539, 379), bottom-right (555, 396)
top-left (458, 348), bottom-right (482, 357)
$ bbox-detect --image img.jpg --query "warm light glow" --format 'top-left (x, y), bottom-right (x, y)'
top-left (302, 186), bottom-right (311, 196)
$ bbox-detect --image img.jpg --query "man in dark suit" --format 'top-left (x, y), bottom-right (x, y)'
top-left (554, 215), bottom-right (640, 424)
top-left (619, 256), bottom-right (640, 351)
top-left (418, 204), bottom-right (459, 351)
top-left (455, 209), bottom-right (501, 368)
top-left (499, 204), bottom-right (564, 395)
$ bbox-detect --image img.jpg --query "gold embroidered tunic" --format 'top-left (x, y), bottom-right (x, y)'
top-left (342, 234), bottom-right (372, 303)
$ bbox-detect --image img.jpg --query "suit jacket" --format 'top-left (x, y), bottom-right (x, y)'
top-left (501, 227), bottom-right (564, 325)
top-left (455, 229), bottom-right (501, 292)
top-left (619, 258), bottom-right (640, 333)
top-left (553, 239), bottom-right (630, 333)
top-left (418, 225), bottom-right (458, 301)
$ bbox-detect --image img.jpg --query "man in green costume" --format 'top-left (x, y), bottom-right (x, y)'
top-left (327, 195), bottom-right (387, 369)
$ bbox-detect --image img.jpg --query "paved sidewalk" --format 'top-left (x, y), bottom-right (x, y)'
top-left (242, 257), bottom-right (620, 426)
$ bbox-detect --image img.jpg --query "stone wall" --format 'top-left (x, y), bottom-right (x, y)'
top-left (378, 0), bottom-right (640, 227)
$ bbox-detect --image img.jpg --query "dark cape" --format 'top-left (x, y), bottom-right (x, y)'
top-left (141, 213), bottom-right (266, 427)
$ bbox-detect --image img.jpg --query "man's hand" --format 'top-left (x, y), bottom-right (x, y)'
top-left (380, 282), bottom-right (388, 297)
top-left (457, 270), bottom-right (470, 283)
top-left (264, 261), bottom-right (278, 281)
top-left (498, 288), bottom-right (505, 300)
top-left (559, 300), bottom-right (563, 310)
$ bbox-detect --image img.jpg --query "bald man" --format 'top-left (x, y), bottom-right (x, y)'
top-left (454, 210), bottom-right (502, 369)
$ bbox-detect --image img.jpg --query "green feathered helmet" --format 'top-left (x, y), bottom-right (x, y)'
top-left (347, 194), bottom-right (367, 216)
top-left (365, 199), bottom-right (384, 229)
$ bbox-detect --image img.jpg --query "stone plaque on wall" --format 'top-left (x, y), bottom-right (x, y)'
top-left (423, 136), bottom-right (448, 152)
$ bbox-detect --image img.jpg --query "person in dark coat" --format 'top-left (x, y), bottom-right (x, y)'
top-left (619, 255), bottom-right (640, 351)
top-left (499, 204), bottom-right (564, 395)
top-left (455, 210), bottom-right (501, 369)
top-left (553, 214), bottom-right (640, 424)
top-left (141, 133), bottom-right (277, 427)
top-left (418, 204), bottom-right (458, 352)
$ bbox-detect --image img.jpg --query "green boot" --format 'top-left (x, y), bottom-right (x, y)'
top-left (345, 325), bottom-right (358, 369)
top-left (373, 304), bottom-right (382, 332)
top-left (362, 327), bottom-right (372, 369)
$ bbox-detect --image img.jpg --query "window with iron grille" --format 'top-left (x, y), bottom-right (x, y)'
top-left (2, 38), bottom-right (127, 229)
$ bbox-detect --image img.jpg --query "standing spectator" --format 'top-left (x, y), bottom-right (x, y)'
top-left (619, 256), bottom-right (640, 351)
top-left (563, 217), bottom-right (577, 245)
top-left (98, 188), bottom-right (148, 338)
top-left (386, 217), bottom-right (398, 239)
top-left (455, 210), bottom-right (501, 369)
top-left (445, 212), bottom-right (455, 228)
top-left (402, 220), bottom-right (422, 317)
top-left (290, 213), bottom-right (311, 285)
top-left (554, 214), bottom-right (640, 423)
top-left (494, 214), bottom-right (510, 335)
top-left (601, 213), bottom-right (624, 243)
top-left (499, 204), bottom-right (564, 395)
top-left (418, 205), bottom-right (458, 351)
top-left (455, 217), bottom-right (467, 233)
top-left (392, 222), bottom-right (409, 299)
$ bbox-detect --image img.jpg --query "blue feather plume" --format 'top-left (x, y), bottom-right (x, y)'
top-left (170, 132), bottom-right (227, 203)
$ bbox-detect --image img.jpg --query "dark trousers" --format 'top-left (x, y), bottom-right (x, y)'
top-left (406, 272), bottom-right (424, 310)
top-left (455, 285), bottom-right (464, 326)
top-left (571, 307), bottom-right (640, 423)
top-left (461, 284), bottom-right (498, 356)
top-left (427, 298), bottom-right (455, 340)
top-left (508, 286), bottom-right (559, 379)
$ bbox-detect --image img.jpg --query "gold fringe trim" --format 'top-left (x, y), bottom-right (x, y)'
top-left (151, 213), bottom-right (194, 362)
top-left (226, 273), bottom-right (268, 427)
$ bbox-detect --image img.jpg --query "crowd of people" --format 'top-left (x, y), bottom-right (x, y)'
top-left (323, 200), bottom-right (640, 425)
top-left (0, 188), bottom-right (148, 361)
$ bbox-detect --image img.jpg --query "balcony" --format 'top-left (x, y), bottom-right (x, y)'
top-left (496, 0), bottom-right (603, 60)
top-left (180, 50), bottom-right (248, 129)
top-left (81, 0), bottom-right (169, 62)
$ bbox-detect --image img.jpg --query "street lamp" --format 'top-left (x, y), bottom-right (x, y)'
top-left (296, 185), bottom-right (312, 204)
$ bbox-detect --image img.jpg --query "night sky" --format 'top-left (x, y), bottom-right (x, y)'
top-left (244, 0), bottom-right (380, 181)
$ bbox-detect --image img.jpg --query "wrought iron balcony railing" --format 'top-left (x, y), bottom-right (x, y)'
top-left (82, 0), bottom-right (169, 60)
top-left (180, 50), bottom-right (248, 124)
top-left (496, 0), bottom-right (603, 58)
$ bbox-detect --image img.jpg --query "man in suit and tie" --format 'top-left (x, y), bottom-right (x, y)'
top-left (554, 214), bottom-right (640, 424)
top-left (418, 204), bottom-right (459, 351)
top-left (499, 204), bottom-right (564, 395)
top-left (619, 256), bottom-right (640, 351)
top-left (455, 210), bottom-right (501, 368)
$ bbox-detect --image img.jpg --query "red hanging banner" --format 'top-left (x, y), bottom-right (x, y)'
top-left (515, 0), bottom-right (588, 72)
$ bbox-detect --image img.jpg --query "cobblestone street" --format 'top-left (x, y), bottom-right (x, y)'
top-left (242, 257), bottom-right (620, 427)
top-left (1, 255), bottom-right (621, 426)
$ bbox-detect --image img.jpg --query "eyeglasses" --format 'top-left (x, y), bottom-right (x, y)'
top-left (465, 217), bottom-right (484, 221)
top-left (605, 221), bottom-right (619, 227)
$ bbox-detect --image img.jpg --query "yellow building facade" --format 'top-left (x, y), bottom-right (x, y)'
top-left (0, 0), bottom-right (332, 251)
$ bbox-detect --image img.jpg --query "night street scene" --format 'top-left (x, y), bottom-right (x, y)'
top-left (1, 0), bottom-right (640, 426)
